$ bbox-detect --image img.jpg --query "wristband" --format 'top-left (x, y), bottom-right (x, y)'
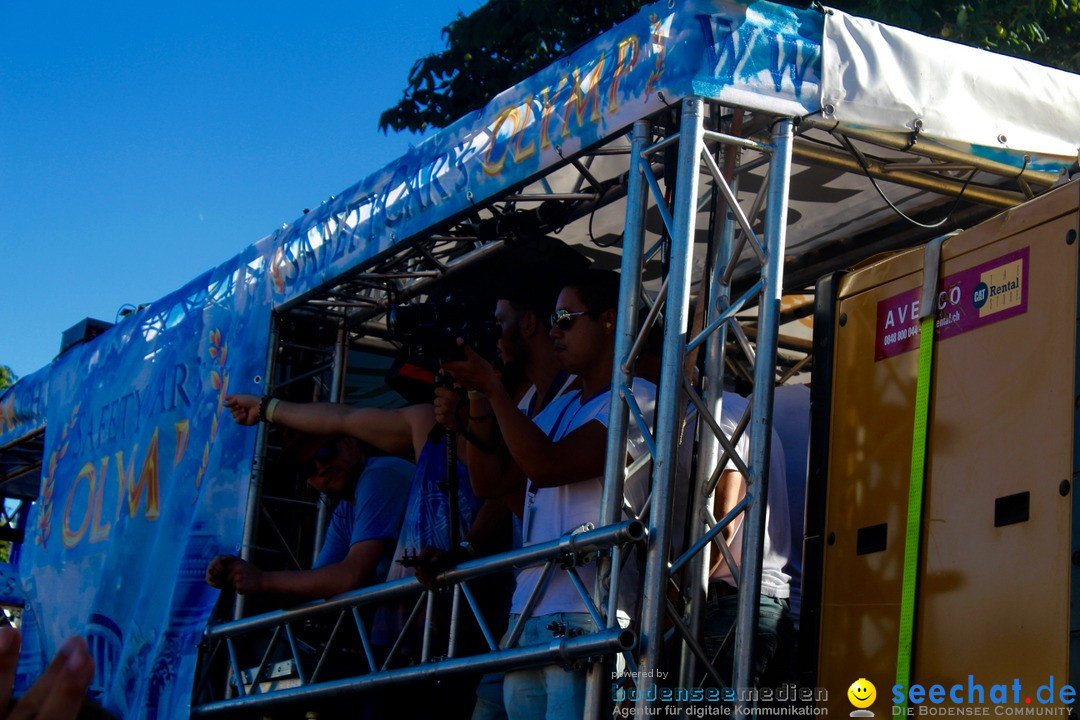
top-left (258, 396), bottom-right (270, 423)
top-left (468, 411), bottom-right (494, 421)
top-left (265, 398), bottom-right (280, 423)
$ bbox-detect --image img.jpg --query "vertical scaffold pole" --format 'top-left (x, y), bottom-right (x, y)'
top-left (236, 315), bottom-right (281, 621)
top-left (679, 141), bottom-right (739, 690)
top-left (732, 118), bottom-right (794, 707)
top-left (584, 119), bottom-right (651, 720)
top-left (636, 97), bottom-right (707, 711)
top-left (311, 317), bottom-right (348, 563)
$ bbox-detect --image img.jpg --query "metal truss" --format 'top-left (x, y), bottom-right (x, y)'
top-left (196, 97), bottom-right (800, 718)
top-left (234, 311), bottom-right (342, 621)
top-left (0, 429), bottom-right (42, 548)
top-left (0, 428), bottom-right (44, 497)
top-left (207, 138), bottom-right (651, 705)
top-left (279, 138), bottom-right (637, 334)
top-left (194, 89), bottom-right (1058, 718)
top-left (583, 97), bottom-right (794, 716)
top-left (191, 521), bottom-right (643, 715)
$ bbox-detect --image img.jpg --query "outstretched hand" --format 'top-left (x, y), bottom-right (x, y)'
top-left (0, 627), bottom-right (96, 720)
top-left (223, 394), bottom-right (260, 426)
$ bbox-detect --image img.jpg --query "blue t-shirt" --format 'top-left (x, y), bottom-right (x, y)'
top-left (313, 456), bottom-right (415, 584)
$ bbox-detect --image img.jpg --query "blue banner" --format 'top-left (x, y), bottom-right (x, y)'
top-left (259, 0), bottom-right (822, 308)
top-left (14, 247), bottom-right (271, 719)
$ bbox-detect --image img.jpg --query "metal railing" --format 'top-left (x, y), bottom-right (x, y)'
top-left (193, 521), bottom-right (644, 715)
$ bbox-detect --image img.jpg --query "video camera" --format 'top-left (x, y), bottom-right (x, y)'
top-left (387, 295), bottom-right (501, 372)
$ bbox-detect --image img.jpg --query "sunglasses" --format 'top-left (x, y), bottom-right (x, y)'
top-left (550, 308), bottom-right (595, 331)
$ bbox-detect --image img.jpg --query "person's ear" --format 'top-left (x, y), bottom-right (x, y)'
top-left (600, 309), bottom-right (616, 332)
top-left (521, 310), bottom-right (539, 337)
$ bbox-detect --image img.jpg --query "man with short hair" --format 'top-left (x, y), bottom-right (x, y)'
top-left (435, 276), bottom-right (577, 510)
top-left (442, 269), bottom-right (657, 720)
top-left (221, 396), bottom-right (489, 719)
top-left (430, 277), bottom-right (577, 720)
top-left (206, 435), bottom-right (413, 598)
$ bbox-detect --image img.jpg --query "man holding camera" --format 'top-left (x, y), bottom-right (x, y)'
top-left (441, 269), bottom-right (657, 720)
top-left (422, 277), bottom-right (577, 720)
top-left (433, 277), bottom-right (577, 512)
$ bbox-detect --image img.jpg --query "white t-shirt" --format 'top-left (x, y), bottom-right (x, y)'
top-left (516, 372), bottom-right (577, 419)
top-left (771, 384), bottom-right (810, 626)
top-left (709, 392), bottom-right (792, 600)
top-left (511, 373), bottom-right (578, 551)
top-left (510, 378), bottom-right (657, 616)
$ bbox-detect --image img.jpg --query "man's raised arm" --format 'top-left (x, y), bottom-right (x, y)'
top-left (224, 394), bottom-right (429, 459)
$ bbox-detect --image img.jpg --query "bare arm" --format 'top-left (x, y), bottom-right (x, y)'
top-left (435, 387), bottom-right (528, 502)
top-left (714, 469), bottom-right (746, 542)
top-left (443, 346), bottom-right (606, 488)
top-left (710, 468), bottom-right (746, 575)
top-left (224, 394), bottom-right (434, 460)
top-left (468, 437), bottom-right (529, 513)
top-left (216, 541), bottom-right (390, 599)
top-left (465, 496), bottom-right (514, 556)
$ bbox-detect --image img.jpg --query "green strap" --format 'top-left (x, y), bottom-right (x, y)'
top-left (896, 236), bottom-right (948, 711)
top-left (895, 314), bottom-right (934, 709)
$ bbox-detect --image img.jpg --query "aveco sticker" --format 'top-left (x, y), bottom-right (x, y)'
top-left (874, 247), bottom-right (1028, 361)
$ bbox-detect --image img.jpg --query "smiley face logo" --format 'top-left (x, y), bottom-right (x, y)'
top-left (848, 678), bottom-right (876, 709)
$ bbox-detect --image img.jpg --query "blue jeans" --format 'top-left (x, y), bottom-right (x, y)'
top-left (501, 613), bottom-right (596, 720)
top-left (472, 671), bottom-right (508, 720)
top-left (702, 585), bottom-right (792, 687)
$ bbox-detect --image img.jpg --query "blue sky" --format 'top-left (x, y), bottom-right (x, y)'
top-left (1, 0), bottom-right (485, 378)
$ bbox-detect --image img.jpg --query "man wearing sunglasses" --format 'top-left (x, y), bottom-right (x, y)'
top-left (434, 276), bottom-right (577, 511)
top-left (429, 276), bottom-right (578, 720)
top-left (441, 268), bottom-right (657, 720)
top-left (206, 435), bottom-right (413, 599)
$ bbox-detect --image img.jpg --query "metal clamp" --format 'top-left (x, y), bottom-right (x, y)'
top-left (558, 523), bottom-right (597, 568)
